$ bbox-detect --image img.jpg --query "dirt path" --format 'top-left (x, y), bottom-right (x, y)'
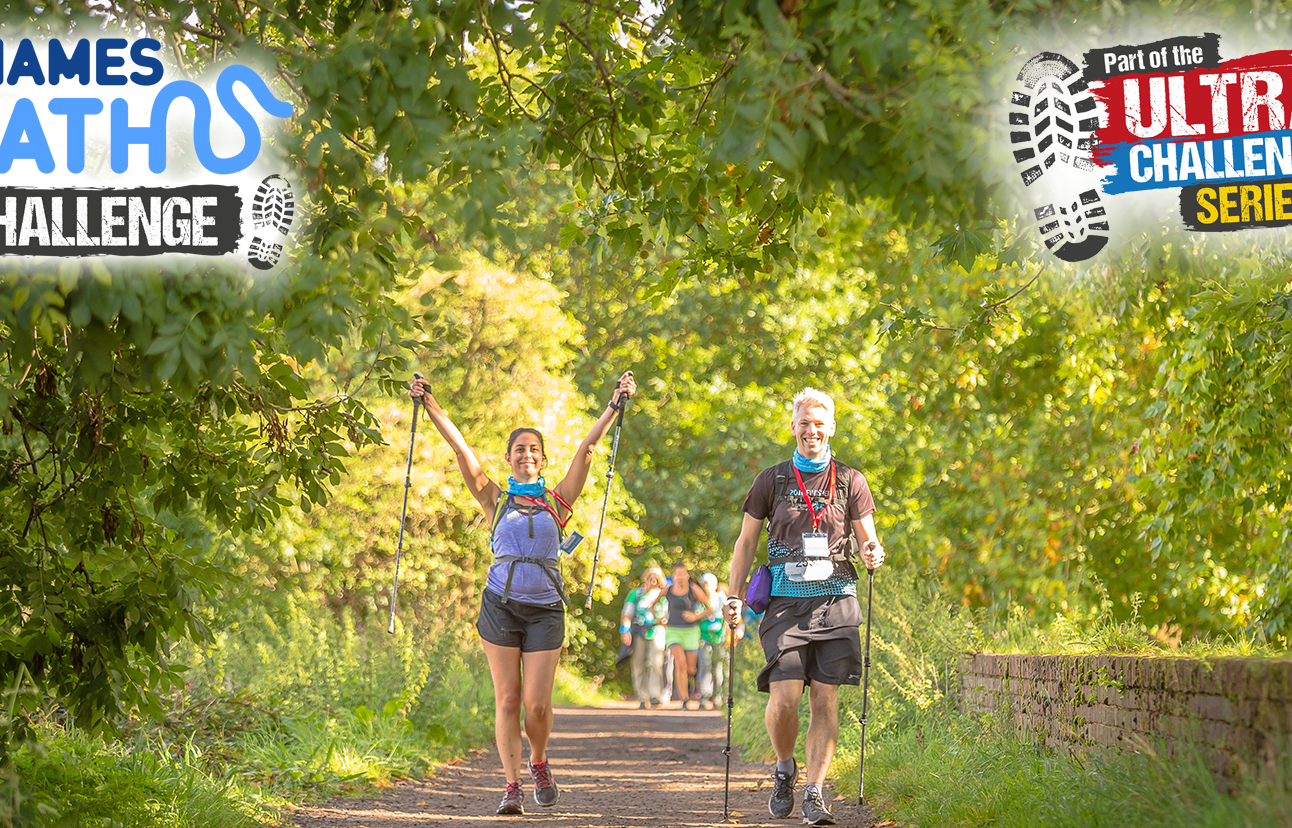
top-left (291, 702), bottom-right (887, 828)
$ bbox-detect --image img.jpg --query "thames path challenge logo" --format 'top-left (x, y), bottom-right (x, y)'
top-left (0, 34), bottom-right (296, 269)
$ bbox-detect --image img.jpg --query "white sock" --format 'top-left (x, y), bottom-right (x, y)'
top-left (776, 758), bottom-right (795, 774)
top-left (807, 783), bottom-right (823, 798)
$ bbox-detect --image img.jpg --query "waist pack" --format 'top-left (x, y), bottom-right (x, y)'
top-left (747, 565), bottom-right (772, 613)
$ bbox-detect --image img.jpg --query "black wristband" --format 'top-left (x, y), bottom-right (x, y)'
top-left (608, 398), bottom-right (623, 412)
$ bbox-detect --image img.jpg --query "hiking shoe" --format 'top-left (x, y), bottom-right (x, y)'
top-left (497, 781), bottom-right (524, 815)
top-left (801, 788), bottom-right (836, 825)
top-left (769, 758), bottom-right (797, 818)
top-left (529, 759), bottom-right (560, 807)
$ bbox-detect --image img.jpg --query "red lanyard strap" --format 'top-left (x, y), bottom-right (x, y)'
top-left (515, 493), bottom-right (572, 529)
top-left (792, 461), bottom-right (836, 532)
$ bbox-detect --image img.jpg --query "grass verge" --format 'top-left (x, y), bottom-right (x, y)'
top-left (841, 710), bottom-right (1292, 828)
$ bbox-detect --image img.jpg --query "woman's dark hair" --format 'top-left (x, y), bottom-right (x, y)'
top-left (672, 561), bottom-right (688, 572)
top-left (506, 427), bottom-right (546, 457)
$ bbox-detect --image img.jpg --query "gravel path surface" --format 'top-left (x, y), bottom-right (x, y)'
top-left (290, 702), bottom-right (888, 828)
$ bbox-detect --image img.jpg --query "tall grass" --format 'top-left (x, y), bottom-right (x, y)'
top-left (13, 726), bottom-right (275, 828)
top-left (16, 595), bottom-right (497, 826)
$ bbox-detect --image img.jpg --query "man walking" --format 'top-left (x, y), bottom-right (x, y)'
top-left (725, 388), bottom-right (886, 825)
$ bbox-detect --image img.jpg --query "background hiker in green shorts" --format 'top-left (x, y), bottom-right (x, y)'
top-left (663, 562), bottom-right (710, 710)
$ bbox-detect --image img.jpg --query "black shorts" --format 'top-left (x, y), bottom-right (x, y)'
top-left (757, 594), bottom-right (863, 692)
top-left (477, 588), bottom-right (565, 652)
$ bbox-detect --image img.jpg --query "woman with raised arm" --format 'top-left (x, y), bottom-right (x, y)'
top-left (409, 370), bottom-right (636, 816)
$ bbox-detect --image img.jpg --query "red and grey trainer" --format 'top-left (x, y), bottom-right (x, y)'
top-left (497, 781), bottom-right (524, 815)
top-left (528, 759), bottom-right (560, 807)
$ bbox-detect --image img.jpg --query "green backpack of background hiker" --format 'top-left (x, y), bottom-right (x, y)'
top-left (701, 614), bottom-right (725, 646)
top-left (489, 490), bottom-right (570, 606)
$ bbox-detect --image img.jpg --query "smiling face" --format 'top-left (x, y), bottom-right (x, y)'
top-left (505, 429), bottom-right (546, 483)
top-left (791, 402), bottom-right (835, 460)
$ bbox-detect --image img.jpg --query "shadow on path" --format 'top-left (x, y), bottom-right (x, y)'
top-left (291, 702), bottom-right (887, 828)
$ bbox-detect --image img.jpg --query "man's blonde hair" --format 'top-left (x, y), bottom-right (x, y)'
top-left (791, 387), bottom-right (835, 421)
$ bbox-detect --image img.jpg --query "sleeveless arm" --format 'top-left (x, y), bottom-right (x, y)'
top-left (552, 371), bottom-right (636, 509)
top-left (411, 378), bottom-right (500, 515)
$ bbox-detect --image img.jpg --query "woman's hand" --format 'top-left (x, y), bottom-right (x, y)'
top-left (408, 373), bottom-right (498, 515)
top-left (556, 369), bottom-right (640, 507)
top-left (612, 371), bottom-right (636, 406)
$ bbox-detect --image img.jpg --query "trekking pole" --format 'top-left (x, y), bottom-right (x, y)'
top-left (857, 544), bottom-right (877, 805)
top-left (387, 372), bottom-right (423, 635)
top-left (584, 376), bottom-right (631, 610)
top-left (722, 606), bottom-right (739, 823)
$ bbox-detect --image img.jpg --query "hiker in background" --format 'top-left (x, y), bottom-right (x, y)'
top-left (663, 561), bottom-right (710, 710)
top-left (410, 370), bottom-right (636, 816)
top-left (696, 573), bottom-right (728, 710)
top-left (725, 387), bottom-right (886, 826)
top-left (620, 566), bottom-right (668, 708)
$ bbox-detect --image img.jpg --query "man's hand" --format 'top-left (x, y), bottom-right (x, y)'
top-left (621, 631), bottom-right (632, 647)
top-left (409, 376), bottom-right (429, 402)
top-left (723, 596), bottom-right (743, 627)
top-left (862, 541), bottom-right (886, 571)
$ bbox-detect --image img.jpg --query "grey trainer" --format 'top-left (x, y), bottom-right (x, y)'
top-left (769, 758), bottom-right (797, 818)
top-left (801, 787), bottom-right (836, 826)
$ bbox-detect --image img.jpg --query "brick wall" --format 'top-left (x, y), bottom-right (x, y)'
top-left (959, 654), bottom-right (1292, 781)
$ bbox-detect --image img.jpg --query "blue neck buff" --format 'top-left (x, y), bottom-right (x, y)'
top-left (507, 476), bottom-right (546, 497)
top-left (793, 447), bottom-right (831, 473)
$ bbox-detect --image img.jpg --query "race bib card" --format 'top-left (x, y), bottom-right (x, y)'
top-left (802, 533), bottom-right (829, 558)
top-left (784, 559), bottom-right (834, 582)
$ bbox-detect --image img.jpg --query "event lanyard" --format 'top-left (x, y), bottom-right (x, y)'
top-left (513, 491), bottom-right (572, 529)
top-left (792, 461), bottom-right (835, 532)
